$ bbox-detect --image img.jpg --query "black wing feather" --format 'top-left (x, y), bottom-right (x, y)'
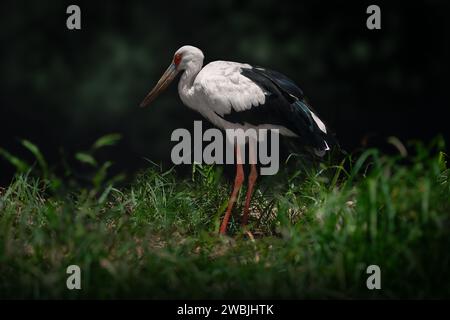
top-left (219, 66), bottom-right (335, 153)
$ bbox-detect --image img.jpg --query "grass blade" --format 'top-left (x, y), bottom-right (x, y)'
top-left (0, 148), bottom-right (29, 173)
top-left (21, 139), bottom-right (48, 178)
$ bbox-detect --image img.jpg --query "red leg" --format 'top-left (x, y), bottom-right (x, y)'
top-left (242, 163), bottom-right (258, 226)
top-left (219, 147), bottom-right (244, 235)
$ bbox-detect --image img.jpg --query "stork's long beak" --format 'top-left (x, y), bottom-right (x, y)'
top-left (140, 63), bottom-right (178, 107)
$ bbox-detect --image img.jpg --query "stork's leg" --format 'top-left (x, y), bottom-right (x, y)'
top-left (219, 147), bottom-right (244, 235)
top-left (242, 163), bottom-right (258, 226)
top-left (243, 141), bottom-right (258, 226)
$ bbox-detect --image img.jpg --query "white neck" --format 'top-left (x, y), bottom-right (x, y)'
top-left (178, 61), bottom-right (203, 103)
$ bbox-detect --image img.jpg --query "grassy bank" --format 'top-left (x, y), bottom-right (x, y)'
top-left (0, 139), bottom-right (449, 299)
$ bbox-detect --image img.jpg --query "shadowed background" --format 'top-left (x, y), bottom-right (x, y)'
top-left (1, 0), bottom-right (449, 185)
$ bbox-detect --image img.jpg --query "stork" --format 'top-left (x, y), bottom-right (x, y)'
top-left (140, 45), bottom-right (335, 235)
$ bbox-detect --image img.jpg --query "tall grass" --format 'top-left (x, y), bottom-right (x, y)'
top-left (0, 138), bottom-right (449, 298)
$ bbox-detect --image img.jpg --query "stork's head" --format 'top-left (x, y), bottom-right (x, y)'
top-left (140, 45), bottom-right (204, 107)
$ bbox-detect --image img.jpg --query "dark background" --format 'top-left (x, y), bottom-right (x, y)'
top-left (1, 0), bottom-right (449, 185)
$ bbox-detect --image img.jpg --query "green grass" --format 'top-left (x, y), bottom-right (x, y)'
top-left (0, 138), bottom-right (449, 299)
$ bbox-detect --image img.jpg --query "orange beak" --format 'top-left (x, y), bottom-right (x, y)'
top-left (140, 63), bottom-right (178, 107)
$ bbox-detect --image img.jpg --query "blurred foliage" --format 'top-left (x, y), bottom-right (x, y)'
top-left (0, 134), bottom-right (125, 196)
top-left (1, 0), bottom-right (449, 184)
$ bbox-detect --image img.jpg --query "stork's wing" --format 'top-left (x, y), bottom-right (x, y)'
top-left (194, 62), bottom-right (335, 154)
top-left (194, 61), bottom-right (267, 114)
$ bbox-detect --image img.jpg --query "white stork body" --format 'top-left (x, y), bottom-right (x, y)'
top-left (140, 45), bottom-right (336, 234)
top-left (179, 60), bottom-right (299, 138)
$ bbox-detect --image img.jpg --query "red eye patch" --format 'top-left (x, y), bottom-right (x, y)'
top-left (173, 53), bottom-right (182, 66)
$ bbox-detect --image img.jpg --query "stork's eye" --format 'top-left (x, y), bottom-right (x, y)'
top-left (173, 53), bottom-right (182, 66)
